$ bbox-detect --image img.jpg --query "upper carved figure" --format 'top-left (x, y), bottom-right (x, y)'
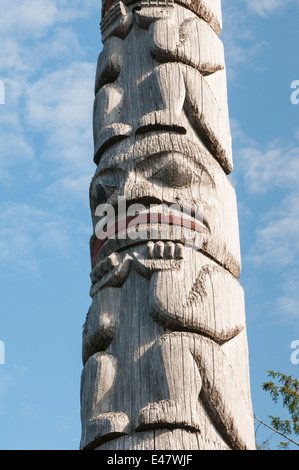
top-left (101, 0), bottom-right (222, 35)
top-left (94, 0), bottom-right (233, 173)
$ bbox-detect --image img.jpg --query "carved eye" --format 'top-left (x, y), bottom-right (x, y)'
top-left (91, 168), bottom-right (127, 211)
top-left (91, 183), bottom-right (108, 212)
top-left (98, 168), bottom-right (126, 187)
top-left (153, 159), bottom-right (193, 188)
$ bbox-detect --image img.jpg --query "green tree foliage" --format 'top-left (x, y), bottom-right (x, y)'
top-left (257, 371), bottom-right (299, 449)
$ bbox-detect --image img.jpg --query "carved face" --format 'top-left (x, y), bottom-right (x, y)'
top-left (90, 132), bottom-right (241, 278)
top-left (92, 0), bottom-right (240, 277)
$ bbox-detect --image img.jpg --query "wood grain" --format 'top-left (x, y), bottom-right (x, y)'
top-left (80, 0), bottom-right (256, 451)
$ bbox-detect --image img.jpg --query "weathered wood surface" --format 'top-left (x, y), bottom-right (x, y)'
top-left (80, 0), bottom-right (256, 451)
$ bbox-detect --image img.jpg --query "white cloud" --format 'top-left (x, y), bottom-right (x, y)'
top-left (0, 0), bottom-right (59, 35)
top-left (0, 1), bottom-right (97, 282)
top-left (232, 120), bottom-right (299, 194)
top-left (277, 268), bottom-right (299, 319)
top-left (23, 27), bottom-right (84, 72)
top-left (246, 0), bottom-right (299, 16)
top-left (222, 0), bottom-right (298, 80)
top-left (0, 202), bottom-right (73, 271)
top-left (46, 174), bottom-right (92, 205)
top-left (0, 39), bottom-right (30, 73)
top-left (249, 192), bottom-right (299, 266)
top-left (221, 1), bottom-right (267, 79)
top-left (0, 109), bottom-right (35, 184)
top-left (0, 366), bottom-right (30, 416)
top-left (237, 141), bottom-right (299, 194)
top-left (25, 61), bottom-right (95, 199)
top-left (0, 1), bottom-right (93, 73)
top-left (0, 0), bottom-right (99, 199)
top-left (0, 369), bottom-right (16, 415)
top-left (26, 62), bottom-right (94, 137)
top-left (0, 0), bottom-right (95, 36)
top-left (232, 121), bottom-right (299, 324)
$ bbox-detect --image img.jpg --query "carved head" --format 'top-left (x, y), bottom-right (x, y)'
top-left (92, 0), bottom-right (239, 281)
top-left (101, 0), bottom-right (222, 35)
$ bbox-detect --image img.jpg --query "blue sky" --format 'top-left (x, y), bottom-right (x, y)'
top-left (0, 0), bottom-right (298, 450)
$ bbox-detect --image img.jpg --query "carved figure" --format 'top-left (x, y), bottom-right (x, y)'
top-left (80, 0), bottom-right (256, 451)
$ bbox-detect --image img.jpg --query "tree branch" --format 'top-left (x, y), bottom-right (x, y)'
top-left (254, 415), bottom-right (299, 447)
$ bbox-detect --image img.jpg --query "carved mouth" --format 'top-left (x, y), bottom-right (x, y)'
top-left (91, 205), bottom-right (208, 266)
top-left (102, 0), bottom-right (118, 17)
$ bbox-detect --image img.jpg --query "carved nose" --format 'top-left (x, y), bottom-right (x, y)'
top-left (117, 173), bottom-right (136, 199)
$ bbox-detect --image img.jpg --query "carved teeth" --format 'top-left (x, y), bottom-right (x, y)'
top-left (165, 241), bottom-right (175, 259)
top-left (147, 241), bottom-right (155, 259)
top-left (147, 241), bottom-right (184, 260)
top-left (175, 243), bottom-right (184, 259)
top-left (155, 241), bottom-right (164, 259)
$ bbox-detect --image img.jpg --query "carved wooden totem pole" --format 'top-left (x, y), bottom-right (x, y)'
top-left (80, 0), bottom-right (256, 450)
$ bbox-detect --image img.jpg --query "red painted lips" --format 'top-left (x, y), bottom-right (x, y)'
top-left (103, 0), bottom-right (118, 17)
top-left (91, 212), bottom-right (206, 264)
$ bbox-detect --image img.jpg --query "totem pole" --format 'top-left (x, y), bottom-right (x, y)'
top-left (80, 0), bottom-right (256, 450)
